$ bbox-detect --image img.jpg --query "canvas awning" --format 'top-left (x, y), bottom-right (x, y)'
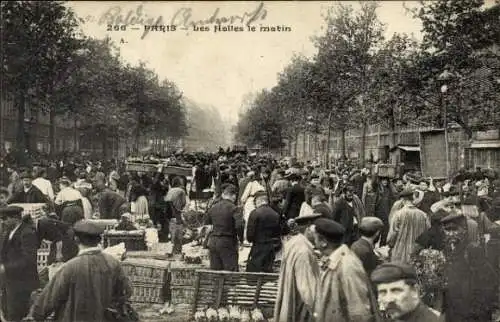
top-left (390, 145), bottom-right (420, 152)
top-left (470, 140), bottom-right (500, 149)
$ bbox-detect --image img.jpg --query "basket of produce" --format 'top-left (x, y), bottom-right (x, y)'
top-left (122, 257), bottom-right (170, 284)
top-left (103, 230), bottom-right (147, 251)
top-left (411, 249), bottom-right (446, 306)
top-left (193, 305), bottom-right (267, 322)
top-left (125, 161), bottom-right (160, 173)
top-left (190, 270), bottom-right (279, 319)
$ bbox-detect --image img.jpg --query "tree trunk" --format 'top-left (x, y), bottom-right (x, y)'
top-left (293, 132), bottom-right (298, 158)
top-left (73, 117), bottom-right (78, 153)
top-left (340, 128), bottom-right (347, 159)
top-left (49, 108), bottom-right (56, 158)
top-left (326, 124), bottom-right (332, 169)
top-left (15, 93), bottom-right (26, 152)
top-left (135, 127), bottom-right (140, 154)
top-left (102, 130), bottom-right (108, 160)
top-left (360, 122), bottom-right (367, 168)
top-left (302, 131), bottom-right (307, 161)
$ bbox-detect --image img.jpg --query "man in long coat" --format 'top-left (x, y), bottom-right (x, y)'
top-left (313, 218), bottom-right (380, 322)
top-left (0, 206), bottom-right (39, 321)
top-left (388, 190), bottom-right (430, 263)
top-left (274, 211), bottom-right (321, 322)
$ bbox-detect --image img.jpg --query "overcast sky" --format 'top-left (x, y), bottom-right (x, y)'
top-left (69, 1), bottom-right (427, 126)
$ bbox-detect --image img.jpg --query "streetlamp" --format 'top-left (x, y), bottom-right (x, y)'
top-left (438, 69), bottom-right (453, 179)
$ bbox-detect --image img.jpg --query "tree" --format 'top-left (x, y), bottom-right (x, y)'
top-left (1, 1), bottom-right (83, 157)
top-left (312, 2), bottom-right (384, 165)
top-left (408, 0), bottom-right (500, 137)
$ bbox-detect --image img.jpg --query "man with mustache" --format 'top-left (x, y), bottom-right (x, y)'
top-left (371, 262), bottom-right (440, 322)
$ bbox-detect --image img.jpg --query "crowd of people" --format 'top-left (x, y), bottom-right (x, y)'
top-left (0, 149), bottom-right (498, 321)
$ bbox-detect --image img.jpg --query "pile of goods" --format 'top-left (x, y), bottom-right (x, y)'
top-left (194, 306), bottom-right (266, 322)
top-left (411, 248), bottom-right (446, 305)
top-left (126, 156), bottom-right (193, 169)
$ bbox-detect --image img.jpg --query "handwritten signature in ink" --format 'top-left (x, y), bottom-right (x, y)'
top-left (171, 2), bottom-right (267, 30)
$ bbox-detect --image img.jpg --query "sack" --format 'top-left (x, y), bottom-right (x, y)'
top-left (104, 302), bottom-right (139, 322)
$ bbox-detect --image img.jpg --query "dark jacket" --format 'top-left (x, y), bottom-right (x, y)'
top-left (97, 190), bottom-right (127, 219)
top-left (399, 303), bottom-right (440, 322)
top-left (0, 221), bottom-right (40, 320)
top-left (313, 203), bottom-right (333, 220)
top-left (8, 185), bottom-right (47, 204)
top-left (283, 184), bottom-right (305, 219)
top-left (350, 237), bottom-right (380, 276)
top-left (331, 198), bottom-right (356, 245)
top-left (246, 205), bottom-right (281, 244)
top-left (205, 199), bottom-right (244, 242)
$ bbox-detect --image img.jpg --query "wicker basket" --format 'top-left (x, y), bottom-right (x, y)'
top-left (171, 286), bottom-right (196, 305)
top-left (190, 270), bottom-right (279, 318)
top-left (170, 264), bottom-right (204, 287)
top-left (37, 249), bottom-right (50, 272)
top-left (104, 230), bottom-right (147, 251)
top-left (122, 258), bottom-right (170, 284)
top-left (129, 282), bottom-right (164, 304)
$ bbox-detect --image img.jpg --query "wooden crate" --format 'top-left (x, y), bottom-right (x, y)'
top-left (191, 270), bottom-right (279, 319)
top-left (122, 258), bottom-right (170, 284)
top-left (130, 282), bottom-right (164, 304)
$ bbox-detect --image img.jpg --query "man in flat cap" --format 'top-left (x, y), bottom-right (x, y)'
top-left (205, 184), bottom-right (244, 271)
top-left (245, 190), bottom-right (282, 273)
top-left (387, 189), bottom-right (430, 264)
top-left (313, 218), bottom-right (380, 322)
top-left (274, 210), bottom-right (321, 322)
top-left (371, 262), bottom-right (440, 322)
top-left (32, 220), bottom-right (132, 321)
top-left (7, 170), bottom-right (47, 204)
top-left (351, 217), bottom-right (385, 276)
top-left (0, 205), bottom-right (39, 321)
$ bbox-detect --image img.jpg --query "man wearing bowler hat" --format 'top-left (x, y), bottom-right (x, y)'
top-left (313, 218), bottom-right (379, 322)
top-left (32, 220), bottom-right (132, 321)
top-left (0, 205), bottom-right (39, 321)
top-left (274, 210), bottom-right (321, 322)
top-left (371, 262), bottom-right (440, 322)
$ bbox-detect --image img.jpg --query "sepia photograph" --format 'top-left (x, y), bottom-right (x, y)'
top-left (0, 0), bottom-right (499, 321)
